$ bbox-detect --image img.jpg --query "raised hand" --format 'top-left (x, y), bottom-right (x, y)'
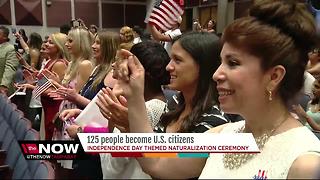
top-left (115, 49), bottom-right (145, 99)
top-left (14, 82), bottom-right (35, 90)
top-left (41, 69), bottom-right (60, 83)
top-left (13, 31), bottom-right (22, 39)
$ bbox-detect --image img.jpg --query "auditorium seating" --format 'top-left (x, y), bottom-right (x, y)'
top-left (0, 94), bottom-right (54, 179)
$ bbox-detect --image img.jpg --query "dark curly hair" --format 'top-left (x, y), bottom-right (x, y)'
top-left (130, 41), bottom-right (170, 92)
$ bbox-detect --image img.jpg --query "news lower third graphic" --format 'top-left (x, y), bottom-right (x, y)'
top-left (18, 133), bottom-right (259, 160)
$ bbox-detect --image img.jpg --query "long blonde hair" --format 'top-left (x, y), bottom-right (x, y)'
top-left (92, 30), bottom-right (120, 90)
top-left (51, 32), bottom-right (69, 60)
top-left (63, 28), bottom-right (93, 85)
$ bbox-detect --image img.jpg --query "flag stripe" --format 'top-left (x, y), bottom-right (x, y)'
top-left (34, 81), bottom-right (51, 94)
top-left (151, 8), bottom-right (175, 25)
top-left (149, 19), bottom-right (170, 32)
top-left (163, 0), bottom-right (180, 18)
top-left (33, 79), bottom-right (51, 93)
top-left (33, 76), bottom-right (52, 99)
top-left (168, 0), bottom-right (183, 15)
top-left (160, 3), bottom-right (178, 22)
top-left (33, 81), bottom-right (52, 99)
top-left (149, 13), bottom-right (172, 29)
top-left (33, 81), bottom-right (51, 95)
top-left (159, 3), bottom-right (179, 22)
top-left (146, 0), bottom-right (184, 32)
top-left (33, 85), bottom-right (51, 99)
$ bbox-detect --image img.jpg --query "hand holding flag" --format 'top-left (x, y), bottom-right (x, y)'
top-left (32, 73), bottom-right (56, 99)
top-left (145, 0), bottom-right (184, 32)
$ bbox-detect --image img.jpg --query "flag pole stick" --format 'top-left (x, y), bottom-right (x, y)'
top-left (8, 87), bottom-right (22, 100)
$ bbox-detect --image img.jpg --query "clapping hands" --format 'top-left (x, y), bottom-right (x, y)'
top-left (96, 87), bottom-right (129, 132)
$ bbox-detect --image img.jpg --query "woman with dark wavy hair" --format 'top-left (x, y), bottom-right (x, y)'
top-left (114, 32), bottom-right (228, 178)
top-left (155, 32), bottom-right (228, 133)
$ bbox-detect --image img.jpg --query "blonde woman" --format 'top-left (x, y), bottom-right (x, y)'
top-left (119, 26), bottom-right (134, 50)
top-left (51, 28), bottom-right (94, 139)
top-left (54, 30), bottom-right (119, 108)
top-left (57, 30), bottom-right (120, 179)
top-left (40, 32), bottom-right (69, 140)
top-left (17, 33), bottom-right (69, 140)
top-left (47, 28), bottom-right (94, 177)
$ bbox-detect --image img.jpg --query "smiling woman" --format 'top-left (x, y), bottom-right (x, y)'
top-left (114, 32), bottom-right (229, 179)
top-left (201, 0), bottom-right (320, 178)
top-left (155, 32), bottom-right (228, 134)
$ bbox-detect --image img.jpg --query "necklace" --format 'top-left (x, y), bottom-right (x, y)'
top-left (223, 115), bottom-right (289, 170)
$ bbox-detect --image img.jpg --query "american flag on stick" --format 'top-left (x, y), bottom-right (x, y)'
top-left (145, 0), bottom-right (184, 32)
top-left (33, 73), bottom-right (54, 99)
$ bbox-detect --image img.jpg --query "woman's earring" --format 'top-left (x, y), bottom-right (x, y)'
top-left (268, 90), bottom-right (272, 101)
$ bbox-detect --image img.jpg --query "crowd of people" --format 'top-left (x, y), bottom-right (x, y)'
top-left (0, 0), bottom-right (319, 179)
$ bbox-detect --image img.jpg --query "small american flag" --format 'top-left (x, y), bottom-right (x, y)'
top-left (33, 74), bottom-right (52, 99)
top-left (145, 0), bottom-right (184, 32)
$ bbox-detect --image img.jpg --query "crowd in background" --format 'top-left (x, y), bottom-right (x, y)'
top-left (0, 0), bottom-right (319, 179)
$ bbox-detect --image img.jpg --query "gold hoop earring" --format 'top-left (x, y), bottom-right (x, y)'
top-left (268, 90), bottom-right (272, 101)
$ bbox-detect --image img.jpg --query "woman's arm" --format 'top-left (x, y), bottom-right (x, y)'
top-left (15, 33), bottom-right (29, 52)
top-left (59, 60), bottom-right (94, 107)
top-left (15, 83), bottom-right (36, 90)
top-left (29, 49), bottom-right (40, 69)
top-left (148, 24), bottom-right (171, 42)
top-left (292, 104), bottom-right (320, 131)
top-left (307, 63), bottom-right (320, 76)
top-left (305, 115), bottom-right (320, 131)
top-left (49, 87), bottom-right (91, 107)
top-left (16, 52), bottom-right (30, 67)
top-left (287, 153), bottom-right (320, 179)
top-left (75, 60), bottom-right (94, 92)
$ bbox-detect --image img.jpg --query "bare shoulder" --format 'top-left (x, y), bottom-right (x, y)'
top-left (79, 60), bottom-right (93, 68)
top-left (206, 124), bottom-right (229, 133)
top-left (53, 61), bottom-right (67, 68)
top-left (287, 153), bottom-right (320, 179)
top-left (78, 60), bottom-right (94, 73)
